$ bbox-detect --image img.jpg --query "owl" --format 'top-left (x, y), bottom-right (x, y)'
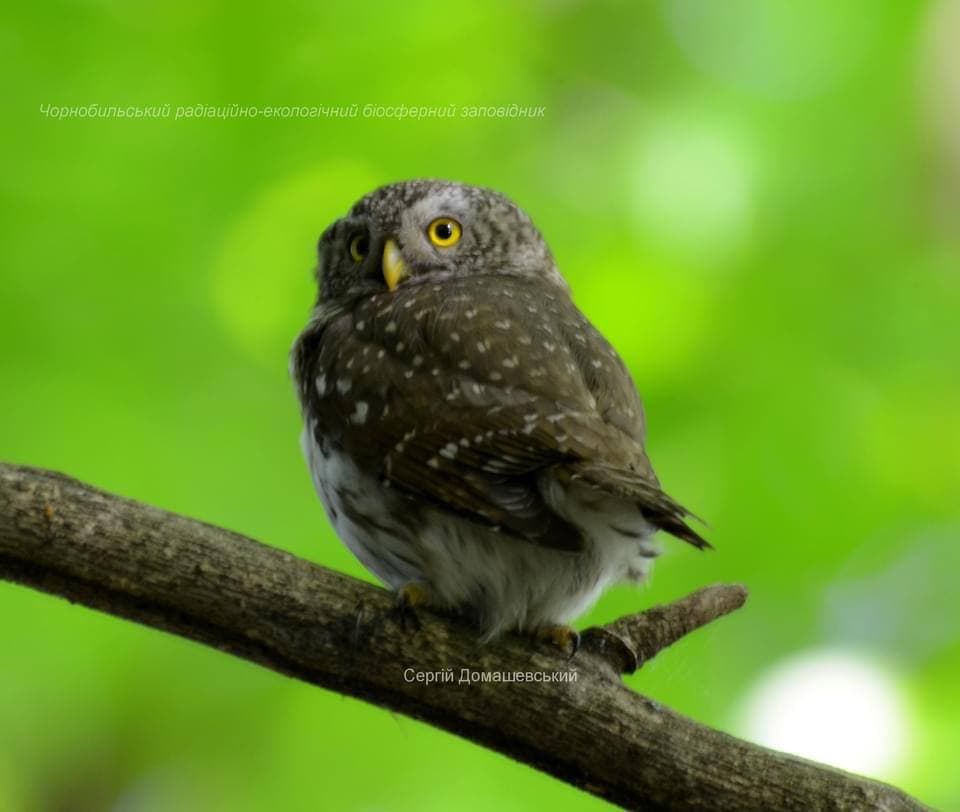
top-left (291, 180), bottom-right (708, 646)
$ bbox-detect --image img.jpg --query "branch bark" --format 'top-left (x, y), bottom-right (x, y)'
top-left (0, 463), bottom-right (927, 811)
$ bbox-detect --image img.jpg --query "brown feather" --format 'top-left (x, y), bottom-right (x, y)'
top-left (296, 274), bottom-right (707, 553)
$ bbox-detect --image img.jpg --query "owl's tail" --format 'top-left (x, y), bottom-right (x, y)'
top-left (557, 462), bottom-right (712, 550)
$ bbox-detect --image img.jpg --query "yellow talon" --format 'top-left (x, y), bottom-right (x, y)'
top-left (397, 582), bottom-right (431, 609)
top-left (535, 624), bottom-right (581, 656)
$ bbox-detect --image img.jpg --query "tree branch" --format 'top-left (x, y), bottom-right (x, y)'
top-left (0, 463), bottom-right (926, 811)
top-left (583, 583), bottom-right (748, 674)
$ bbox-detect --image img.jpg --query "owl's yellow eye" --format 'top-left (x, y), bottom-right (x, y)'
top-left (349, 234), bottom-right (369, 262)
top-left (427, 217), bottom-right (462, 248)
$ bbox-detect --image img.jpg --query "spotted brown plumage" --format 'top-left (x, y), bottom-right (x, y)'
top-left (292, 180), bottom-right (708, 638)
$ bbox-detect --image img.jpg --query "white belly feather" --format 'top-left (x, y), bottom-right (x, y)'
top-left (302, 422), bottom-right (660, 636)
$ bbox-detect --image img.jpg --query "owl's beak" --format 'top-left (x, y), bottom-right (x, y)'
top-left (382, 239), bottom-right (409, 292)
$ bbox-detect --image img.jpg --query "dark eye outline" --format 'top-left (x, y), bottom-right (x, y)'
top-left (349, 233), bottom-right (369, 262)
top-left (426, 217), bottom-right (462, 248)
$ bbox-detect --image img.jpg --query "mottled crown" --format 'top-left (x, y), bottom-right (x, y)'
top-left (349, 180), bottom-right (534, 234)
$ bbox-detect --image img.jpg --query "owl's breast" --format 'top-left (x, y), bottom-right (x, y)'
top-left (300, 418), bottom-right (425, 587)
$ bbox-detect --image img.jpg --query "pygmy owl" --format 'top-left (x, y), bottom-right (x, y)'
top-left (291, 180), bottom-right (708, 644)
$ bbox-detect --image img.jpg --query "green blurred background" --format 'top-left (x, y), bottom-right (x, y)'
top-left (2, 1), bottom-right (958, 809)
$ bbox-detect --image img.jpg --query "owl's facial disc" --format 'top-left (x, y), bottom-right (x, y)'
top-left (372, 207), bottom-right (465, 292)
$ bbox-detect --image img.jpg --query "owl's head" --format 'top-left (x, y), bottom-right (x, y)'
top-left (314, 180), bottom-right (565, 302)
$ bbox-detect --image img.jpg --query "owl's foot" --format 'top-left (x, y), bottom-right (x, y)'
top-left (534, 624), bottom-right (581, 659)
top-left (394, 582), bottom-right (431, 632)
top-left (398, 582), bottom-right (431, 609)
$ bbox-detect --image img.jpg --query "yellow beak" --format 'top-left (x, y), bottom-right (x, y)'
top-left (382, 239), bottom-right (409, 292)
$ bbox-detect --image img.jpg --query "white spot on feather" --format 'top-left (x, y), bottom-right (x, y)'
top-left (350, 401), bottom-right (369, 425)
top-left (440, 442), bottom-right (458, 459)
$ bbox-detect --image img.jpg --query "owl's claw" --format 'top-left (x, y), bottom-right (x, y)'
top-left (397, 582), bottom-right (431, 609)
top-left (394, 582), bottom-right (431, 632)
top-left (535, 624), bottom-right (581, 659)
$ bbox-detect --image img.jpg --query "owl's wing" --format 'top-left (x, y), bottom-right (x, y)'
top-left (303, 276), bottom-right (704, 551)
top-left (380, 402), bottom-right (594, 551)
top-left (551, 462), bottom-right (709, 549)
